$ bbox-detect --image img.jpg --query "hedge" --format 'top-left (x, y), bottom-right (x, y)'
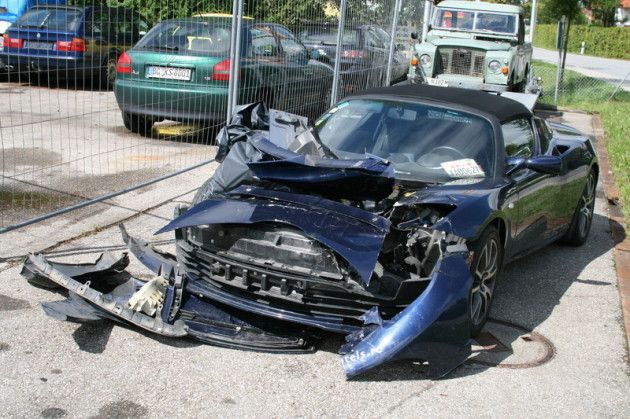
top-left (533, 24), bottom-right (630, 60)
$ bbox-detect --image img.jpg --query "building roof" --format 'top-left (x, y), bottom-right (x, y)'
top-left (348, 84), bottom-right (532, 123)
top-left (437, 1), bottom-right (523, 14)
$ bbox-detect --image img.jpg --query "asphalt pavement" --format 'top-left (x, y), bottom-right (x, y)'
top-left (0, 109), bottom-right (628, 417)
top-left (533, 47), bottom-right (630, 91)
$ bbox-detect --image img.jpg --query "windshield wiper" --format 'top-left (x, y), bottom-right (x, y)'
top-left (18, 24), bottom-right (46, 29)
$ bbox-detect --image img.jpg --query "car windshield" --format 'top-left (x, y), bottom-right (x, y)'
top-left (135, 20), bottom-right (231, 55)
top-left (315, 99), bottom-right (495, 183)
top-left (15, 8), bottom-right (82, 31)
top-left (433, 9), bottom-right (517, 35)
top-left (298, 27), bottom-right (359, 46)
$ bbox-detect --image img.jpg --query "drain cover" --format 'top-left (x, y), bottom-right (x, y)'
top-left (468, 319), bottom-right (555, 369)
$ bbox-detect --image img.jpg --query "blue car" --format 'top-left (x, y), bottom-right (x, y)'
top-left (2, 5), bottom-right (149, 86)
top-left (0, 0), bottom-right (66, 70)
top-left (22, 85), bottom-right (598, 379)
top-left (0, 0), bottom-right (66, 36)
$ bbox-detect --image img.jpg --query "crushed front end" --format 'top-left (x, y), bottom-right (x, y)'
top-left (22, 103), bottom-right (474, 379)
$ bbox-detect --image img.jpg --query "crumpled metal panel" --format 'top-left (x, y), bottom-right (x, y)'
top-left (246, 135), bottom-right (395, 201)
top-left (193, 102), bottom-right (395, 203)
top-left (21, 251), bottom-right (129, 289)
top-left (157, 192), bottom-right (388, 286)
top-left (340, 253), bottom-right (472, 379)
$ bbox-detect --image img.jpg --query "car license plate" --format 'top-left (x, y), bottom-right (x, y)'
top-left (146, 66), bottom-right (192, 81)
top-left (24, 41), bottom-right (54, 50)
top-left (426, 77), bottom-right (448, 87)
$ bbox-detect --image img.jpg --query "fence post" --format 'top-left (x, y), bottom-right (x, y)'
top-left (421, 0), bottom-right (433, 42)
top-left (554, 15), bottom-right (565, 104)
top-left (529, 0), bottom-right (538, 43)
top-left (385, 0), bottom-right (404, 86)
top-left (330, 0), bottom-right (348, 106)
top-left (230, 0), bottom-right (245, 118)
top-left (226, 0), bottom-right (240, 123)
top-left (609, 71), bottom-right (630, 100)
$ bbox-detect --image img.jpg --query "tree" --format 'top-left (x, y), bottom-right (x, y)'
top-left (538, 0), bottom-right (583, 80)
top-left (586, 0), bottom-right (618, 26)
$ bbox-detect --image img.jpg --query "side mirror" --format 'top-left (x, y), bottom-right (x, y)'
top-left (410, 32), bottom-right (418, 40)
top-left (506, 155), bottom-right (563, 176)
top-left (309, 48), bottom-right (320, 60)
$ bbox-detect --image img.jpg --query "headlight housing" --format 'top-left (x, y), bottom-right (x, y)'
top-left (420, 54), bottom-right (431, 65)
top-left (488, 60), bottom-right (502, 74)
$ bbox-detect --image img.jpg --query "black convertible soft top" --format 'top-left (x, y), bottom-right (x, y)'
top-left (350, 84), bottom-right (532, 123)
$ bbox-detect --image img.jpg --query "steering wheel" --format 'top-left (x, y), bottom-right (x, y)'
top-left (427, 146), bottom-right (466, 160)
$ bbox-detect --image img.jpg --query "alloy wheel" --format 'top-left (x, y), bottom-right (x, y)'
top-left (470, 237), bottom-right (499, 328)
top-left (578, 174), bottom-right (596, 238)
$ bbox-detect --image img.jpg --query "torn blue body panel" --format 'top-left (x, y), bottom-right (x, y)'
top-left (247, 136), bottom-right (395, 201)
top-left (340, 253), bottom-right (472, 378)
top-left (128, 227), bottom-right (471, 377)
top-left (23, 252), bottom-right (315, 352)
top-left (157, 190), bottom-right (390, 286)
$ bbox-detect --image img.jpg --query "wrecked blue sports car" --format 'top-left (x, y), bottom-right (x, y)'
top-left (23, 85), bottom-right (598, 379)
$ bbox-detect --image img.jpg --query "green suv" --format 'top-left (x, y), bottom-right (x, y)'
top-left (114, 16), bottom-right (334, 135)
top-left (408, 0), bottom-right (533, 93)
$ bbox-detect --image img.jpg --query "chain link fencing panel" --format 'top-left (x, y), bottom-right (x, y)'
top-left (0, 0), bottom-right (427, 231)
top-left (532, 59), bottom-right (630, 106)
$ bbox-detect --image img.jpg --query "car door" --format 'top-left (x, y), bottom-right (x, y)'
top-left (534, 117), bottom-right (588, 232)
top-left (83, 8), bottom-right (110, 76)
top-left (503, 117), bottom-right (558, 257)
top-left (272, 24), bottom-right (318, 112)
top-left (243, 25), bottom-right (283, 106)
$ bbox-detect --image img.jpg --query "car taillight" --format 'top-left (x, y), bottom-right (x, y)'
top-left (117, 52), bottom-right (132, 74)
top-left (342, 50), bottom-right (365, 58)
top-left (212, 59), bottom-right (230, 81)
top-left (56, 38), bottom-right (86, 52)
top-left (4, 34), bottom-right (23, 49)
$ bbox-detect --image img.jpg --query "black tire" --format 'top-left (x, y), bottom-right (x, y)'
top-left (122, 112), bottom-right (154, 137)
top-left (468, 226), bottom-right (502, 337)
top-left (560, 170), bottom-right (597, 246)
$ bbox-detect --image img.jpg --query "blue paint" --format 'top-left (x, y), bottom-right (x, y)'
top-left (341, 253), bottom-right (472, 379)
top-left (157, 191), bottom-right (389, 285)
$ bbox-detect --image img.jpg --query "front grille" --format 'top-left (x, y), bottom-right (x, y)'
top-left (177, 239), bottom-right (416, 325)
top-left (438, 47), bottom-right (485, 78)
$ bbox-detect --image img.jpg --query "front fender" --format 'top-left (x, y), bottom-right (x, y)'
top-left (341, 252), bottom-right (472, 379)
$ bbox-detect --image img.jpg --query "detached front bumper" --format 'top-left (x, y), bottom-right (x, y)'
top-left (22, 224), bottom-right (472, 379)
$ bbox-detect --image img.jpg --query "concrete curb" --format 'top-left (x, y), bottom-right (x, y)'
top-left (593, 114), bottom-right (630, 353)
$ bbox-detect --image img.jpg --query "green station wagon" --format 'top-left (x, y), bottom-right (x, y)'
top-left (114, 16), bottom-right (335, 135)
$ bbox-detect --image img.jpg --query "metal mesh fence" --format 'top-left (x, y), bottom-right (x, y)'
top-left (0, 0), bottom-right (426, 232)
top-left (5, 0), bottom-right (625, 234)
top-left (532, 60), bottom-right (630, 106)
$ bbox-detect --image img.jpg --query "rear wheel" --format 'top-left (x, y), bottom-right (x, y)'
top-left (122, 112), bottom-right (154, 137)
top-left (560, 171), bottom-right (596, 246)
top-left (468, 226), bottom-right (502, 337)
